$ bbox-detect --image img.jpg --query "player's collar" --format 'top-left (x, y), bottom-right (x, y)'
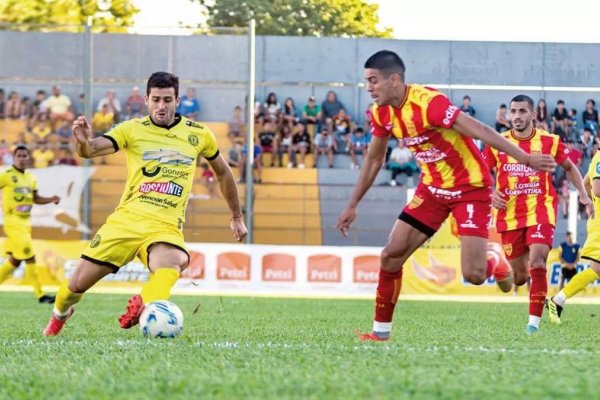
top-left (149, 113), bottom-right (182, 130)
top-left (12, 166), bottom-right (25, 174)
top-left (510, 126), bottom-right (535, 141)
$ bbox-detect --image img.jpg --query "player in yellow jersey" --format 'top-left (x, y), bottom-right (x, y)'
top-left (0, 146), bottom-right (61, 303)
top-left (546, 150), bottom-right (600, 324)
top-left (43, 72), bottom-right (247, 336)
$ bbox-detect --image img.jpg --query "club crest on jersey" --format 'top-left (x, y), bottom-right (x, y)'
top-left (503, 243), bottom-right (512, 256)
top-left (90, 234), bottom-right (101, 248)
top-left (142, 150), bottom-right (194, 165)
top-left (408, 195), bottom-right (423, 209)
top-left (11, 175), bottom-right (17, 183)
top-left (188, 134), bottom-right (199, 146)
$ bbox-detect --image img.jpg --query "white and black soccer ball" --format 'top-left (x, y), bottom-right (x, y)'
top-left (139, 300), bottom-right (184, 338)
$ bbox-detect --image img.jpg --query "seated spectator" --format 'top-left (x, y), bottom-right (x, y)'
top-left (32, 142), bottom-right (55, 168)
top-left (177, 88), bottom-right (200, 120)
top-left (258, 120), bottom-right (279, 167)
top-left (263, 92), bottom-right (281, 124)
top-left (55, 120), bottom-right (72, 146)
top-left (97, 90), bottom-right (121, 123)
top-left (29, 118), bottom-right (52, 143)
top-left (239, 141), bottom-right (263, 183)
top-left (228, 105), bottom-right (245, 145)
top-left (46, 85), bottom-right (73, 126)
top-left (535, 99), bottom-right (549, 131)
top-left (459, 95), bottom-right (476, 117)
top-left (92, 104), bottom-right (115, 136)
top-left (566, 139), bottom-right (583, 171)
top-left (582, 99), bottom-right (598, 133)
top-left (6, 91), bottom-right (23, 119)
top-left (278, 124), bottom-right (294, 168)
top-left (302, 96), bottom-right (322, 133)
top-left (226, 139), bottom-right (243, 169)
top-left (72, 93), bottom-right (85, 118)
top-left (0, 89), bottom-right (5, 118)
top-left (123, 86), bottom-right (145, 120)
top-left (312, 127), bottom-right (336, 168)
top-left (321, 90), bottom-right (344, 121)
top-left (12, 131), bottom-right (29, 149)
top-left (20, 96), bottom-right (32, 120)
top-left (200, 162), bottom-right (217, 198)
top-left (281, 97), bottom-right (299, 127)
top-left (364, 103), bottom-right (374, 132)
top-left (558, 178), bottom-right (570, 218)
top-left (551, 100), bottom-right (569, 140)
top-left (0, 140), bottom-right (13, 165)
top-left (290, 123), bottom-right (310, 169)
top-left (567, 108), bottom-right (578, 142)
top-left (495, 103), bottom-right (511, 132)
top-left (56, 147), bottom-right (78, 166)
top-left (332, 109), bottom-right (352, 151)
top-left (349, 127), bottom-right (370, 169)
top-left (387, 140), bottom-right (418, 186)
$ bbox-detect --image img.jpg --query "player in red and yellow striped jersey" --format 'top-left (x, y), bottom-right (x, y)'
top-left (484, 95), bottom-right (592, 334)
top-left (336, 50), bottom-right (557, 341)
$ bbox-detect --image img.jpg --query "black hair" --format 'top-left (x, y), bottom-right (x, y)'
top-left (364, 50), bottom-right (406, 78)
top-left (147, 71), bottom-right (179, 97)
top-left (557, 99), bottom-right (565, 105)
top-left (13, 145), bottom-right (29, 155)
top-left (463, 95), bottom-right (471, 101)
top-left (587, 99), bottom-right (596, 106)
top-left (500, 103), bottom-right (507, 108)
top-left (510, 94), bottom-right (534, 109)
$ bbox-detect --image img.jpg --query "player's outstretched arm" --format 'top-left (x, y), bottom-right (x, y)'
top-left (453, 113), bottom-right (556, 172)
top-left (72, 116), bottom-right (117, 158)
top-left (33, 192), bottom-right (60, 205)
top-left (208, 154), bottom-right (247, 242)
top-left (562, 159), bottom-right (594, 218)
top-left (336, 135), bottom-right (388, 237)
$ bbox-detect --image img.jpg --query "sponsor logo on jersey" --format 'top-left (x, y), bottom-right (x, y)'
top-left (142, 149), bottom-right (194, 166)
top-left (185, 120), bottom-right (205, 129)
top-left (139, 181), bottom-right (184, 197)
top-left (443, 105), bottom-right (459, 125)
top-left (142, 166), bottom-right (190, 179)
top-left (427, 186), bottom-right (462, 199)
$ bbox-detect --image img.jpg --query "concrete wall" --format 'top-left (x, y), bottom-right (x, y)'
top-left (2, 31), bottom-right (600, 126)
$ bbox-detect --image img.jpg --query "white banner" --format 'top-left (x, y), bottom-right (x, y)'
top-left (0, 165), bottom-right (96, 233)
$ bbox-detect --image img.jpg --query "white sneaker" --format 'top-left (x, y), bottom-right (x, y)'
top-left (390, 180), bottom-right (397, 186)
top-left (350, 163), bottom-right (356, 169)
top-left (298, 163), bottom-right (305, 169)
top-left (287, 162), bottom-right (293, 169)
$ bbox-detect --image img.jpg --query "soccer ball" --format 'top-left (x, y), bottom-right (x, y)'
top-left (139, 300), bottom-right (184, 338)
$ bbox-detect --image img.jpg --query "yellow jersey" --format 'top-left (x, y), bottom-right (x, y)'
top-left (0, 167), bottom-right (37, 225)
top-left (587, 151), bottom-right (600, 232)
top-left (104, 114), bottom-right (218, 227)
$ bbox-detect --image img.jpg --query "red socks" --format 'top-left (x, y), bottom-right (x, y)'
top-left (374, 268), bottom-right (403, 323)
top-left (529, 268), bottom-right (547, 317)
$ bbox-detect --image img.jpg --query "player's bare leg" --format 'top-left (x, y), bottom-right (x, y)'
top-left (460, 236), bottom-right (488, 284)
top-left (358, 219), bottom-right (429, 341)
top-left (119, 243), bottom-right (187, 329)
top-left (43, 259), bottom-right (113, 336)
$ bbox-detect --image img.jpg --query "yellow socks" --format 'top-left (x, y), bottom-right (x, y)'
top-left (141, 268), bottom-right (180, 304)
top-left (24, 263), bottom-right (44, 299)
top-left (54, 281), bottom-right (83, 317)
top-left (0, 259), bottom-right (17, 284)
top-left (563, 267), bottom-right (600, 299)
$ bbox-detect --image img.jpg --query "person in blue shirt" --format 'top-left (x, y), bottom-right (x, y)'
top-left (559, 231), bottom-right (581, 290)
top-left (177, 88), bottom-right (200, 120)
top-left (239, 141), bottom-right (262, 183)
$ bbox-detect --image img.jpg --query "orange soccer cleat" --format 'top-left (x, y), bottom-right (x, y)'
top-left (355, 331), bottom-right (389, 342)
top-left (487, 243), bottom-right (514, 293)
top-left (43, 307), bottom-right (75, 337)
top-left (118, 294), bottom-right (145, 329)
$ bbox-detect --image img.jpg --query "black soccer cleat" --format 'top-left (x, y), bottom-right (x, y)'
top-left (38, 295), bottom-right (56, 304)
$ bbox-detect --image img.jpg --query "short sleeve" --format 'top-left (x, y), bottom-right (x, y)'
top-left (103, 121), bottom-right (128, 151)
top-left (591, 154), bottom-right (600, 180)
top-left (426, 95), bottom-right (460, 128)
top-left (200, 129), bottom-right (219, 160)
top-left (370, 105), bottom-right (391, 138)
top-left (482, 145), bottom-right (497, 169)
top-left (555, 140), bottom-right (569, 165)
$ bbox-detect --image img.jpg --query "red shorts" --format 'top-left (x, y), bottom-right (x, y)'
top-left (500, 224), bottom-right (555, 260)
top-left (400, 184), bottom-right (491, 238)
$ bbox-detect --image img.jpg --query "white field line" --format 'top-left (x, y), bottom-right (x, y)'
top-left (2, 285), bottom-right (600, 304)
top-left (2, 339), bottom-right (600, 356)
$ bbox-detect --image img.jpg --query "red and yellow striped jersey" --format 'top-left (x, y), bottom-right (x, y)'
top-left (371, 84), bottom-right (491, 190)
top-left (483, 128), bottom-right (568, 232)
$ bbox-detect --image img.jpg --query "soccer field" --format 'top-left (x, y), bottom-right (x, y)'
top-left (1, 292), bottom-right (598, 400)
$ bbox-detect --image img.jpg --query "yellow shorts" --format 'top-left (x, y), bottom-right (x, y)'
top-left (581, 225), bottom-right (600, 264)
top-left (82, 210), bottom-right (188, 271)
top-left (4, 223), bottom-right (34, 260)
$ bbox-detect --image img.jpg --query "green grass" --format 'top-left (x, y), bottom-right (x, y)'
top-left (1, 292), bottom-right (599, 400)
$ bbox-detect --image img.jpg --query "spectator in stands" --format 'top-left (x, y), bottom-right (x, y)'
top-left (177, 87), bottom-right (200, 121)
top-left (551, 100), bottom-right (569, 140)
top-left (558, 178), bottom-right (570, 218)
top-left (281, 97), bottom-right (299, 127)
top-left (291, 123), bottom-right (310, 169)
top-left (582, 99), bottom-right (599, 133)
top-left (349, 127), bottom-right (370, 169)
top-left (239, 140), bottom-right (263, 183)
top-left (321, 90), bottom-right (344, 121)
top-left (0, 89), bottom-right (5, 118)
top-left (581, 128), bottom-right (596, 172)
top-left (226, 139), bottom-right (243, 169)
top-left (364, 103), bottom-right (374, 132)
top-left (459, 95), bottom-right (476, 117)
top-left (312, 127), bottom-right (336, 169)
top-left (258, 120), bottom-right (278, 167)
top-left (387, 139), bottom-right (418, 187)
top-left (6, 91), bottom-right (22, 119)
top-left (125, 86), bottom-right (146, 120)
top-left (97, 90), bottom-right (122, 123)
top-left (55, 120), bottom-right (72, 147)
top-left (56, 147), bottom-right (78, 166)
top-left (0, 140), bottom-right (12, 165)
top-left (12, 132), bottom-right (29, 150)
top-left (495, 103), bottom-right (511, 132)
top-left (20, 96), bottom-right (32, 120)
top-left (558, 231), bottom-right (580, 291)
top-left (72, 93), bottom-right (85, 118)
top-left (263, 92), bottom-right (281, 124)
top-left (32, 141), bottom-right (55, 168)
top-left (535, 99), bottom-right (549, 131)
top-left (46, 85), bottom-right (73, 126)
top-left (29, 118), bottom-right (52, 143)
top-left (567, 108), bottom-right (578, 141)
top-left (200, 162), bottom-right (217, 198)
top-left (302, 96), bottom-right (322, 133)
top-left (566, 139), bottom-right (582, 169)
top-left (332, 108), bottom-right (352, 151)
top-left (278, 124), bottom-right (294, 168)
top-left (92, 103), bottom-right (115, 136)
top-left (228, 105), bottom-right (245, 145)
